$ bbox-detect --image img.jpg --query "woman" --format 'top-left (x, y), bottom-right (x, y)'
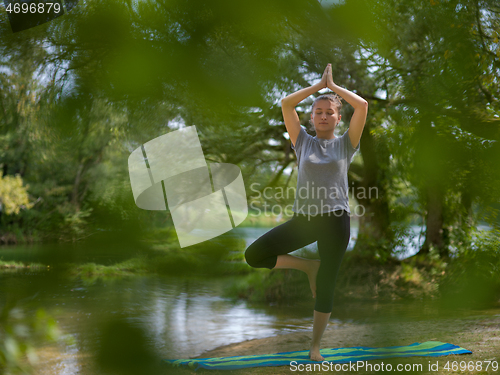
top-left (244, 63), bottom-right (368, 361)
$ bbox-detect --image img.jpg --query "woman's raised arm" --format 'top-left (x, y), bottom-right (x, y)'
top-left (325, 64), bottom-right (368, 149)
top-left (281, 70), bottom-right (328, 146)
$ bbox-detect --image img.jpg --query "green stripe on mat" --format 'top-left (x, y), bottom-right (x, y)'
top-left (163, 341), bottom-right (472, 370)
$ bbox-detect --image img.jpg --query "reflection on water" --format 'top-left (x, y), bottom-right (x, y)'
top-left (0, 271), bottom-right (315, 361)
top-left (140, 280), bottom-right (312, 358)
top-left (1, 269), bottom-right (497, 367)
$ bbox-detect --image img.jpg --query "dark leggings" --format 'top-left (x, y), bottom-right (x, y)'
top-left (244, 210), bottom-right (350, 313)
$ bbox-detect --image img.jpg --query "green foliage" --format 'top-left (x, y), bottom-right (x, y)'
top-left (0, 0), bottom-right (499, 270)
top-left (223, 268), bottom-right (310, 303)
top-left (66, 255), bottom-right (152, 285)
top-left (0, 303), bottom-right (66, 374)
top-left (149, 234), bottom-right (248, 276)
top-left (63, 232), bottom-right (248, 283)
top-left (439, 229), bottom-right (500, 308)
top-left (93, 318), bottom-right (163, 375)
top-left (56, 203), bottom-right (93, 242)
top-left (0, 259), bottom-right (46, 270)
top-left (0, 172), bottom-right (32, 216)
top-left (224, 252), bottom-right (446, 304)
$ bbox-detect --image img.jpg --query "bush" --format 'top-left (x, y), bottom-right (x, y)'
top-left (439, 228), bottom-right (500, 308)
top-left (223, 268), bottom-right (310, 303)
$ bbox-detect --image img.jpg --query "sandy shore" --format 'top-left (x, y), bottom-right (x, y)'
top-left (194, 312), bottom-right (500, 372)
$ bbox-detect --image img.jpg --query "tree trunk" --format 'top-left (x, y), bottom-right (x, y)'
top-left (419, 184), bottom-right (448, 257)
top-left (351, 120), bottom-right (394, 260)
top-left (71, 162), bottom-right (85, 210)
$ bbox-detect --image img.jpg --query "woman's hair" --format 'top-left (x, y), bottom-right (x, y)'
top-left (311, 93), bottom-right (342, 112)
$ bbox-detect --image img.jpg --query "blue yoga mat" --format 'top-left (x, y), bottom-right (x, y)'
top-left (163, 341), bottom-right (472, 370)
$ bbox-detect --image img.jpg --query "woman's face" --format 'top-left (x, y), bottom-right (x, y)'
top-left (311, 100), bottom-right (341, 134)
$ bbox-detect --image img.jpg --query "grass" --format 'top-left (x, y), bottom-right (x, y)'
top-left (0, 259), bottom-right (47, 270)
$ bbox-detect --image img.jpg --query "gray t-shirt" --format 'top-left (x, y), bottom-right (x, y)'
top-left (291, 127), bottom-right (359, 214)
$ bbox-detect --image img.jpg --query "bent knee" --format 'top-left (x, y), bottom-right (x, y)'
top-left (244, 247), bottom-right (259, 268)
top-left (244, 246), bottom-right (272, 269)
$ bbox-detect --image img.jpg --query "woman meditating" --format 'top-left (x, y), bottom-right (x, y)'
top-left (245, 63), bottom-right (367, 361)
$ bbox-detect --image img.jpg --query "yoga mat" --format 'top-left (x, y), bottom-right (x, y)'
top-left (163, 341), bottom-right (472, 370)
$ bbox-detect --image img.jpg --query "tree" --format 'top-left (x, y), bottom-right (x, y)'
top-left (370, 0), bottom-right (500, 257)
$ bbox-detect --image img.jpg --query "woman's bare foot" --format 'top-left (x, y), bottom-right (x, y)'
top-left (309, 346), bottom-right (324, 361)
top-left (306, 260), bottom-right (320, 298)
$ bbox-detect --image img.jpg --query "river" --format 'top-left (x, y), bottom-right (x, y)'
top-left (0, 224), bottom-right (495, 374)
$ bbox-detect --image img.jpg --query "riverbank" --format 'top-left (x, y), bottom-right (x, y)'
top-left (32, 307), bottom-right (500, 374)
top-left (1, 244), bottom-right (498, 306)
top-left (182, 309), bottom-right (500, 374)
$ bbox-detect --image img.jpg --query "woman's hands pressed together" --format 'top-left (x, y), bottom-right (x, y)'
top-left (323, 63), bottom-right (336, 90)
top-left (321, 63), bottom-right (368, 149)
top-left (319, 64), bottom-right (329, 89)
